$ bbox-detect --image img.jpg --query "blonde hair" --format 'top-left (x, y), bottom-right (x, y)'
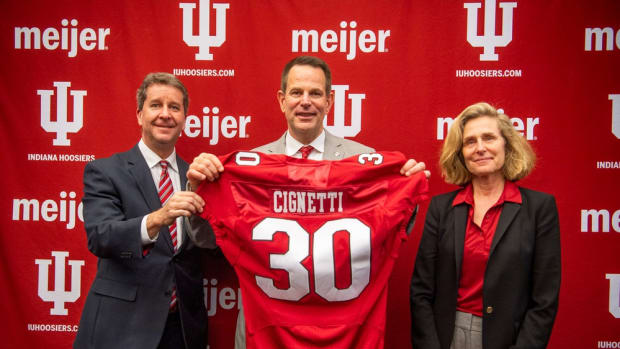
top-left (439, 102), bottom-right (536, 185)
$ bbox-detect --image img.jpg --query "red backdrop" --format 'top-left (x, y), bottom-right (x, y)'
top-left (2, 1), bottom-right (619, 348)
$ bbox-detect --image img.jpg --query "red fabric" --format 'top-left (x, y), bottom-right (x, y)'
top-left (197, 151), bottom-right (428, 349)
top-left (453, 181), bottom-right (522, 316)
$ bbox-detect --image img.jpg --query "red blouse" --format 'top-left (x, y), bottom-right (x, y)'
top-left (452, 180), bottom-right (522, 316)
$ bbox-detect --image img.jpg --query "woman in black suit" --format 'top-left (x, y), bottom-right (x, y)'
top-left (410, 102), bottom-right (561, 349)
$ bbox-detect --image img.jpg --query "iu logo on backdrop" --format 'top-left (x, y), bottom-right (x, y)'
top-left (35, 251), bottom-right (85, 316)
top-left (37, 82), bottom-right (87, 147)
top-left (323, 85), bottom-right (366, 138)
top-left (607, 274), bottom-right (620, 318)
top-left (179, 0), bottom-right (230, 60)
top-left (609, 94), bottom-right (620, 139)
top-left (464, 0), bottom-right (517, 61)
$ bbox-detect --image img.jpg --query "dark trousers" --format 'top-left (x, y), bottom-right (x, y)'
top-left (157, 312), bottom-right (186, 349)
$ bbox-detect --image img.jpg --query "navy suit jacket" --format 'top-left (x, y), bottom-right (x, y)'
top-left (410, 187), bottom-right (561, 349)
top-left (74, 144), bottom-right (207, 349)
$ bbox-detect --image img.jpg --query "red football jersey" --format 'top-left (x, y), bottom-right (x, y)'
top-left (197, 151), bottom-right (429, 349)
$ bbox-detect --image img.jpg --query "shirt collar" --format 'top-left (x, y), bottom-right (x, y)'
top-left (285, 129), bottom-right (325, 157)
top-left (503, 180), bottom-right (522, 203)
top-left (138, 139), bottom-right (178, 173)
top-left (452, 180), bottom-right (522, 207)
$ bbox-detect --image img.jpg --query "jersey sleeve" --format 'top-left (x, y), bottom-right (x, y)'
top-left (332, 151), bottom-right (429, 241)
top-left (195, 152), bottom-right (244, 263)
top-left (387, 170), bottom-right (429, 240)
top-left (377, 152), bottom-right (429, 241)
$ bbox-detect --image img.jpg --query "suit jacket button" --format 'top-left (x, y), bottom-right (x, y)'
top-left (486, 306), bottom-right (494, 314)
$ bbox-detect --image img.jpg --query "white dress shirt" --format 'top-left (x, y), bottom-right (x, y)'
top-left (285, 130), bottom-right (325, 160)
top-left (138, 139), bottom-right (183, 247)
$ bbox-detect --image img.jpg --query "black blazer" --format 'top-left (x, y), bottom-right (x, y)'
top-left (74, 144), bottom-right (207, 349)
top-left (410, 186), bottom-right (561, 349)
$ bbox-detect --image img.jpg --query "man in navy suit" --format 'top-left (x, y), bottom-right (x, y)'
top-left (74, 73), bottom-right (213, 349)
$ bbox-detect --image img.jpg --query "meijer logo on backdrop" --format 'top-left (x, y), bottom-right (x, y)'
top-left (323, 85), bottom-right (366, 138)
top-left (179, 0), bottom-right (229, 60)
top-left (13, 191), bottom-right (83, 229)
top-left (204, 278), bottom-right (241, 317)
top-left (35, 251), bottom-right (85, 316)
top-left (585, 27), bottom-right (620, 51)
top-left (291, 21), bottom-right (390, 60)
top-left (464, 0), bottom-right (517, 61)
top-left (183, 105), bottom-right (251, 145)
top-left (581, 209), bottom-right (620, 233)
top-left (14, 19), bottom-right (110, 58)
top-left (38, 82), bottom-right (87, 147)
top-left (436, 109), bottom-right (538, 140)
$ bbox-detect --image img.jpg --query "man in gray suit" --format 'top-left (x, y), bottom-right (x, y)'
top-left (74, 73), bottom-right (213, 349)
top-left (187, 55), bottom-right (427, 182)
top-left (186, 56), bottom-right (428, 348)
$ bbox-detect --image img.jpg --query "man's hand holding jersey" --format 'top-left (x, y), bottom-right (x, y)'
top-left (401, 158), bottom-right (430, 178)
top-left (146, 191), bottom-right (206, 238)
top-left (187, 152), bottom-right (225, 192)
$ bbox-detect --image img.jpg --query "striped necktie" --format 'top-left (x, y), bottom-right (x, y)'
top-left (158, 160), bottom-right (178, 311)
top-left (158, 161), bottom-right (178, 251)
top-left (299, 145), bottom-right (314, 159)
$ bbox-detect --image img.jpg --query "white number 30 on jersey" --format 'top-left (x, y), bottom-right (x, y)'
top-left (252, 218), bottom-right (371, 302)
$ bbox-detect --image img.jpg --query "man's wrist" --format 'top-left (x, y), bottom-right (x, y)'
top-left (144, 213), bottom-right (160, 240)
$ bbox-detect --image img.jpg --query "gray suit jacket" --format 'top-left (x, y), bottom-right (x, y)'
top-left (252, 130), bottom-right (374, 159)
top-left (74, 144), bottom-right (207, 349)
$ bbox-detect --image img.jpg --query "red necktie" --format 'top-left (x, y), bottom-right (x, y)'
top-left (299, 145), bottom-right (313, 159)
top-left (158, 161), bottom-right (178, 251)
top-left (158, 161), bottom-right (178, 311)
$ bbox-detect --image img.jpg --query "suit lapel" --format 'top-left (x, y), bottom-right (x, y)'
top-left (490, 201), bottom-right (520, 256)
top-left (126, 144), bottom-right (182, 254)
top-left (126, 145), bottom-right (161, 212)
top-left (453, 204), bottom-right (468, 285)
top-left (267, 133), bottom-right (287, 154)
top-left (324, 130), bottom-right (345, 160)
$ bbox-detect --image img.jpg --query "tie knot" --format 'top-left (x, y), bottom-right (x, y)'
top-left (160, 160), bottom-right (169, 171)
top-left (299, 145), bottom-right (313, 159)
